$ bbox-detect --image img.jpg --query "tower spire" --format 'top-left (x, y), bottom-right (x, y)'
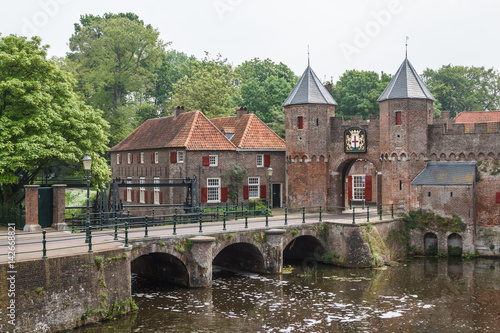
top-left (405, 36), bottom-right (409, 59)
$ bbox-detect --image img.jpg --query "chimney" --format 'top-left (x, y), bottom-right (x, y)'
top-left (174, 106), bottom-right (185, 120)
top-left (236, 106), bottom-right (247, 121)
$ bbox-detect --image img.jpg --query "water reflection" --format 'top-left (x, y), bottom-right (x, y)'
top-left (73, 258), bottom-right (500, 332)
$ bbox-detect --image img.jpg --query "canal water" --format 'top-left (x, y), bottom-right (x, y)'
top-left (74, 257), bottom-right (500, 332)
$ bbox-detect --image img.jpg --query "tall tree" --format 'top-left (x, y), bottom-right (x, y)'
top-left (0, 35), bottom-right (110, 206)
top-left (332, 70), bottom-right (392, 119)
top-left (66, 13), bottom-right (167, 146)
top-left (170, 53), bottom-right (240, 119)
top-left (422, 65), bottom-right (500, 117)
top-left (236, 58), bottom-right (297, 137)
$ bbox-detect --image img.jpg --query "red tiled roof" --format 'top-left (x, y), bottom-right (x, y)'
top-left (211, 114), bottom-right (286, 150)
top-left (109, 111), bottom-right (236, 152)
top-left (454, 111), bottom-right (500, 124)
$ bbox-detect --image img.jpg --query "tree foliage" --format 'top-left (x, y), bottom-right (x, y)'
top-left (236, 58), bottom-right (297, 138)
top-left (66, 13), bottom-right (167, 146)
top-left (170, 54), bottom-right (240, 119)
top-left (332, 70), bottom-right (392, 119)
top-left (222, 165), bottom-right (247, 204)
top-left (422, 65), bottom-right (500, 117)
top-left (0, 35), bottom-right (110, 206)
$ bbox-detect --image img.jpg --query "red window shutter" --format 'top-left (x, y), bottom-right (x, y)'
top-left (136, 190), bottom-right (139, 202)
top-left (202, 156), bottom-right (210, 166)
top-left (151, 153), bottom-right (154, 163)
top-left (221, 187), bottom-right (228, 202)
top-left (137, 153), bottom-right (140, 163)
top-left (365, 175), bottom-right (372, 201)
top-left (260, 185), bottom-right (267, 199)
top-left (170, 151), bottom-right (177, 163)
top-left (131, 190), bottom-right (135, 201)
top-left (298, 116), bottom-right (303, 129)
top-left (243, 185), bottom-right (249, 199)
top-left (201, 187), bottom-right (208, 202)
top-left (144, 191), bottom-right (148, 204)
top-left (119, 155), bottom-right (122, 164)
top-left (396, 111), bottom-right (402, 125)
top-left (123, 190), bottom-right (127, 201)
top-left (496, 192), bottom-right (500, 203)
top-left (159, 192), bottom-right (163, 204)
top-left (150, 191), bottom-right (154, 203)
top-left (348, 176), bottom-right (353, 200)
top-left (264, 154), bottom-right (271, 167)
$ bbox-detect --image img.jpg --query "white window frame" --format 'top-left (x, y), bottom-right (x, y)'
top-left (209, 155), bottom-right (218, 167)
top-left (248, 177), bottom-right (260, 199)
top-left (116, 153), bottom-right (121, 165)
top-left (154, 151), bottom-right (159, 164)
top-left (139, 177), bottom-right (145, 203)
top-left (154, 177), bottom-right (160, 205)
top-left (256, 154), bottom-right (264, 168)
top-left (177, 151), bottom-right (184, 163)
top-left (140, 152), bottom-right (144, 164)
top-left (352, 175), bottom-right (366, 201)
top-left (207, 178), bottom-right (221, 203)
top-left (127, 153), bottom-right (132, 164)
top-left (126, 177), bottom-right (132, 202)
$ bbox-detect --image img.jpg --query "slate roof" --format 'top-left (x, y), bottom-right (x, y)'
top-left (411, 162), bottom-right (476, 186)
top-left (282, 65), bottom-right (337, 107)
top-left (109, 110), bottom-right (236, 152)
top-left (454, 111), bottom-right (500, 124)
top-left (378, 58), bottom-right (435, 102)
top-left (211, 113), bottom-right (286, 150)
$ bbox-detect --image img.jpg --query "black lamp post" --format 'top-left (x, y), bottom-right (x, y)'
top-left (82, 153), bottom-right (92, 243)
top-left (267, 167), bottom-right (273, 209)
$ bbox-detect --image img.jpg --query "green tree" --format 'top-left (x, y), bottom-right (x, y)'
top-left (422, 65), bottom-right (500, 117)
top-left (66, 13), bottom-right (167, 146)
top-left (236, 58), bottom-right (297, 137)
top-left (170, 53), bottom-right (240, 118)
top-left (332, 70), bottom-right (392, 119)
top-left (222, 165), bottom-right (247, 204)
top-left (0, 35), bottom-right (110, 206)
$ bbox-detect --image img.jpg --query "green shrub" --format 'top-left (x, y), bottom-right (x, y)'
top-left (448, 246), bottom-right (462, 257)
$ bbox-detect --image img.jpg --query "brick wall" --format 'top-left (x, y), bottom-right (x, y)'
top-left (475, 174), bottom-right (500, 227)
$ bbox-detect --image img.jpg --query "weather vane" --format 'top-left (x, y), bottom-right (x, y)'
top-left (405, 36), bottom-right (409, 59)
top-left (307, 45), bottom-right (310, 66)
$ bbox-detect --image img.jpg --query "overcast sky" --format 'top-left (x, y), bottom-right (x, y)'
top-left (1, 0), bottom-right (499, 81)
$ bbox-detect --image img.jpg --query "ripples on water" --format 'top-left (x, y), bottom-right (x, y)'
top-left (74, 258), bottom-right (500, 332)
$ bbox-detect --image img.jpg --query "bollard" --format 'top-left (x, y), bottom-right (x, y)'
top-left (88, 226), bottom-right (93, 253)
top-left (124, 222), bottom-right (129, 247)
top-left (173, 211), bottom-right (177, 235)
top-left (42, 230), bottom-right (47, 259)
top-left (128, 210), bottom-right (131, 225)
top-left (144, 216), bottom-right (149, 238)
top-left (319, 206), bottom-right (322, 222)
top-left (352, 207), bottom-right (355, 224)
top-left (302, 207), bottom-right (305, 224)
top-left (245, 210), bottom-right (248, 229)
top-left (152, 209), bottom-right (155, 227)
top-left (284, 207), bottom-right (288, 225)
top-left (223, 211), bottom-right (227, 231)
top-left (216, 206), bottom-right (219, 221)
top-left (71, 213), bottom-right (75, 233)
top-left (391, 204), bottom-right (394, 218)
top-left (379, 204), bottom-right (382, 220)
top-left (114, 218), bottom-right (118, 241)
top-left (367, 206), bottom-right (370, 223)
top-left (99, 215), bottom-right (104, 231)
top-left (199, 211), bottom-right (203, 233)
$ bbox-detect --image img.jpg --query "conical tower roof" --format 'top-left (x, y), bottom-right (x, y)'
top-left (282, 65), bottom-right (337, 107)
top-left (378, 58), bottom-right (435, 102)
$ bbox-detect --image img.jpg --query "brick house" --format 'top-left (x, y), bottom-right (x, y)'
top-left (109, 106), bottom-right (285, 210)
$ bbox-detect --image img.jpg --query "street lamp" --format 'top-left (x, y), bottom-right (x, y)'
top-left (267, 167), bottom-right (273, 209)
top-left (82, 153), bottom-right (92, 243)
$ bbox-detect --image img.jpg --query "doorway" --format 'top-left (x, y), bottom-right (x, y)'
top-left (272, 184), bottom-right (281, 208)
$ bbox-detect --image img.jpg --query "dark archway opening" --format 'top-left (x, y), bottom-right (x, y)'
top-left (448, 233), bottom-right (463, 257)
top-left (213, 243), bottom-right (266, 274)
top-left (131, 253), bottom-right (189, 288)
top-left (283, 236), bottom-right (325, 267)
top-left (424, 233), bottom-right (438, 256)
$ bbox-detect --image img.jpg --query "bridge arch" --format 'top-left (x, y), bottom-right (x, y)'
top-left (131, 252), bottom-right (189, 287)
top-left (283, 235), bottom-right (325, 267)
top-left (213, 242), bottom-right (266, 273)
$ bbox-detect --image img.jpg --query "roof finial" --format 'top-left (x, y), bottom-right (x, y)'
top-left (307, 45), bottom-right (310, 66)
top-left (405, 36), bottom-right (409, 59)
